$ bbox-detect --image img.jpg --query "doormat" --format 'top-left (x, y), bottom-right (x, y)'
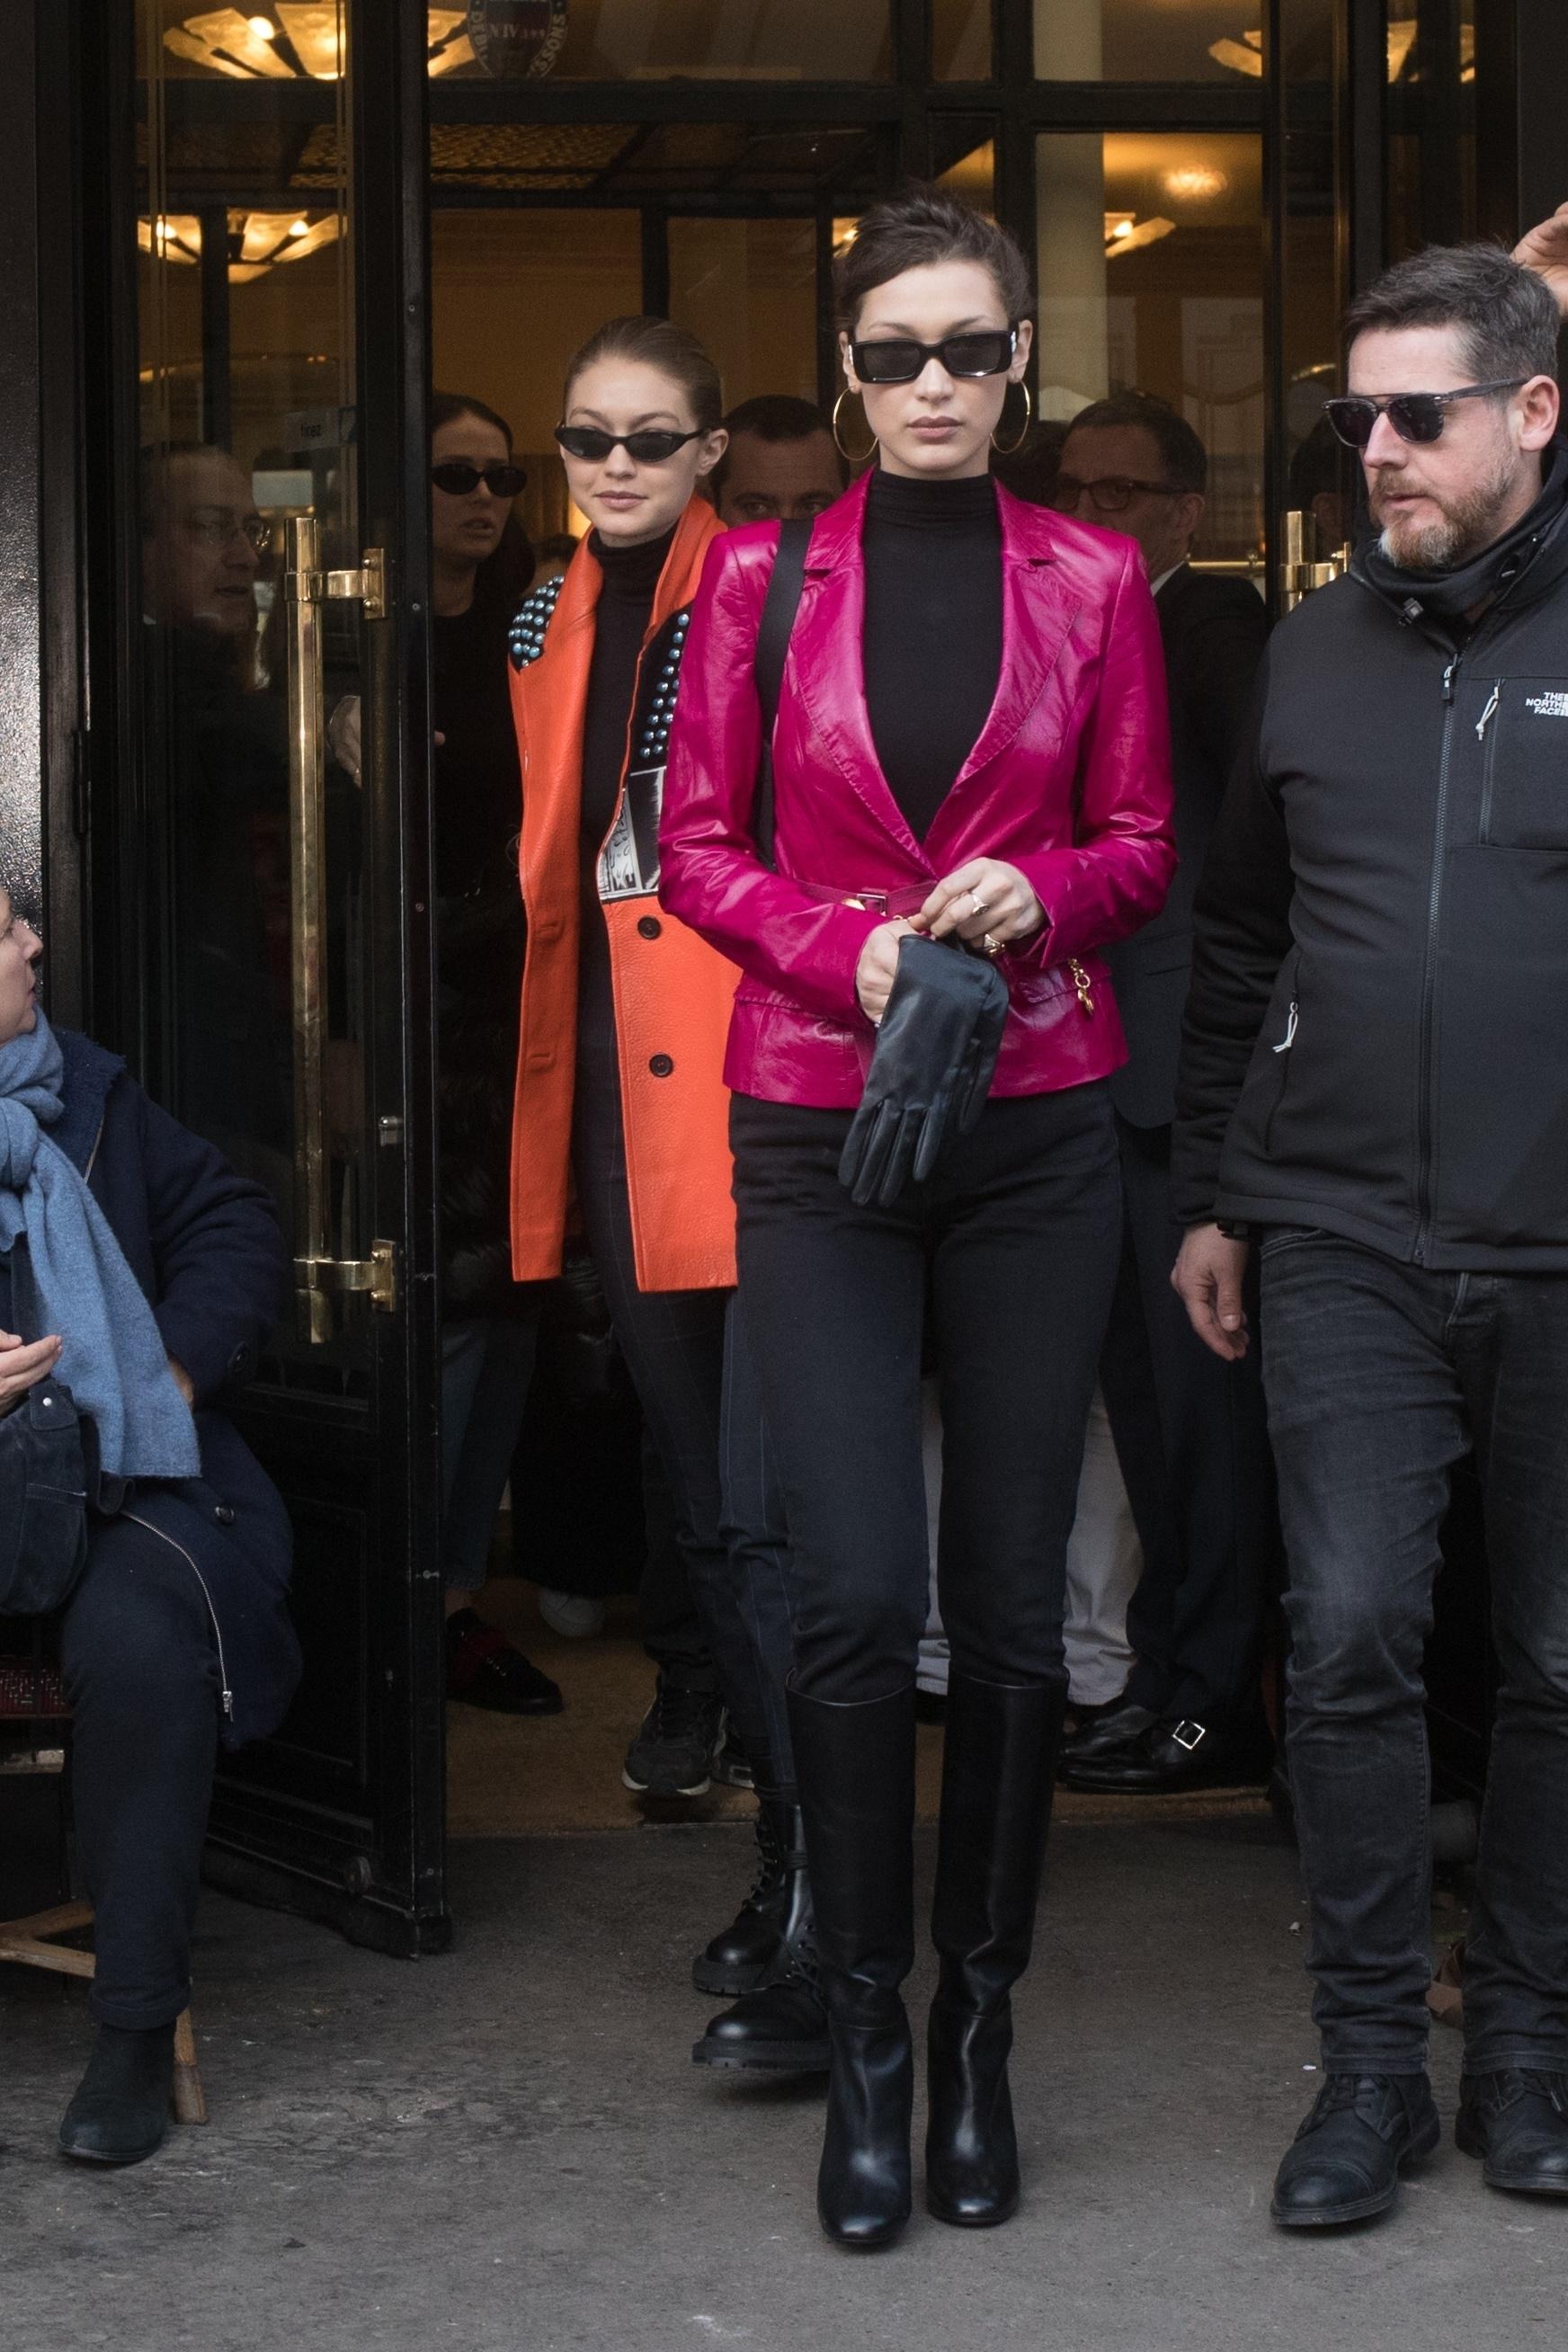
top-left (447, 1582), bottom-right (1272, 1841)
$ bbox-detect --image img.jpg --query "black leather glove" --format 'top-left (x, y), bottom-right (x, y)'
top-left (838, 934), bottom-right (1010, 1208)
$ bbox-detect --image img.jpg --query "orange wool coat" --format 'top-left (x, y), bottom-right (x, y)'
top-left (507, 495), bottom-right (739, 1293)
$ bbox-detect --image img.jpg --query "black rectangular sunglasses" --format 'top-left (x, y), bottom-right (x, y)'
top-left (850, 327), bottom-right (1018, 386)
top-left (1323, 378), bottom-right (1528, 450)
top-left (430, 460), bottom-right (528, 497)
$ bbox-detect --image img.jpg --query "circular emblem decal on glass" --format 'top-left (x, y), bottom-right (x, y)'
top-left (468, 0), bottom-right (568, 78)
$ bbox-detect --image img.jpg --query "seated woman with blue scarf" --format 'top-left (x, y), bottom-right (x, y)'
top-left (0, 886), bottom-right (298, 2167)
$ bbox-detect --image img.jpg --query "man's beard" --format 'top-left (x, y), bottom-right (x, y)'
top-left (1372, 446), bottom-right (1523, 573)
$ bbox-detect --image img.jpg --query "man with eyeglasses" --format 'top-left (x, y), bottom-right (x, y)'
top-left (1172, 242), bottom-right (1568, 2227)
top-left (1047, 393), bottom-right (1277, 1802)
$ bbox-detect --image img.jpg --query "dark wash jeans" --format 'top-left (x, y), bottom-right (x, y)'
top-left (730, 1082), bottom-right (1121, 1706)
top-left (1261, 1227), bottom-right (1568, 2075)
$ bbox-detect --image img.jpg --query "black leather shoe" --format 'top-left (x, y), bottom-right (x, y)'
top-left (1457, 2070), bottom-right (1568, 2195)
top-left (444, 1609), bottom-right (564, 1716)
top-left (691, 1798), bottom-right (790, 1996)
top-left (59, 2022), bottom-right (176, 2166)
top-left (1063, 1712), bottom-right (1273, 1794)
top-left (1270, 2072), bottom-right (1440, 2226)
top-left (1058, 1696), bottom-right (1155, 1771)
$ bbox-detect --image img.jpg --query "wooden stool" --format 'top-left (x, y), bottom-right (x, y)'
top-left (0, 1655), bottom-right (207, 2126)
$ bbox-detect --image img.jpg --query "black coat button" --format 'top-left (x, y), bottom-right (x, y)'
top-left (649, 1053), bottom-right (673, 1077)
top-left (214, 1503), bottom-right (236, 1527)
top-left (637, 915), bottom-right (662, 940)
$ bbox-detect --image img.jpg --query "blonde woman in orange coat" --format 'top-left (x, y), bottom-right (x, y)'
top-left (507, 323), bottom-right (793, 1947)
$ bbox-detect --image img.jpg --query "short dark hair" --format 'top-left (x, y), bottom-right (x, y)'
top-left (431, 390), bottom-right (514, 448)
top-left (833, 183), bottom-right (1033, 334)
top-left (711, 393), bottom-right (844, 501)
top-left (1061, 391), bottom-right (1207, 494)
top-left (1342, 242), bottom-right (1561, 385)
top-left (563, 316), bottom-right (724, 434)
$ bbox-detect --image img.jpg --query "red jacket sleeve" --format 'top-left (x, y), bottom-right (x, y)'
top-left (1004, 543), bottom-right (1176, 975)
top-left (657, 532), bottom-right (883, 1027)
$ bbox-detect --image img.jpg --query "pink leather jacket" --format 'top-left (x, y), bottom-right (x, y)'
top-left (659, 470), bottom-right (1176, 1109)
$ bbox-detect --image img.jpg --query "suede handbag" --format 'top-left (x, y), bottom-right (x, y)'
top-left (0, 1237), bottom-right (94, 1615)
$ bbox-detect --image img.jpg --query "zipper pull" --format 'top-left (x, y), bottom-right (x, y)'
top-left (1475, 683), bottom-right (1501, 743)
top-left (1272, 1001), bottom-right (1298, 1055)
top-left (221, 1687), bottom-right (235, 1720)
top-left (1068, 958), bottom-right (1095, 1015)
top-left (1441, 656), bottom-right (1459, 704)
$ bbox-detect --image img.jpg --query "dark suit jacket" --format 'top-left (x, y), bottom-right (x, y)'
top-left (1105, 565), bottom-right (1269, 1129)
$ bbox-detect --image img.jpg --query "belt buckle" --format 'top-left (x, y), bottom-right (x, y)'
top-left (1171, 1719), bottom-right (1207, 1753)
top-left (843, 890), bottom-right (888, 915)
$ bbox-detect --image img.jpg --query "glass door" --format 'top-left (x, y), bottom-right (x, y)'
top-left (126, 0), bottom-right (444, 1953)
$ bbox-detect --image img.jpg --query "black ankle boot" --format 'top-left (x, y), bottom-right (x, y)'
top-left (693, 1802), bottom-right (830, 2071)
top-left (58, 2021), bottom-right (177, 2166)
top-left (691, 1796), bottom-right (791, 1997)
top-left (925, 1673), bottom-right (1064, 2229)
top-left (788, 1679), bottom-right (917, 2250)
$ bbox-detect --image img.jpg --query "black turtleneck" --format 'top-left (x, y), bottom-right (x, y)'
top-left (580, 525), bottom-right (674, 857)
top-left (861, 466), bottom-right (1002, 840)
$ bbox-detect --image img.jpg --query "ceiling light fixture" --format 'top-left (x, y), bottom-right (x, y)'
top-left (165, 6), bottom-right (474, 80)
top-left (1208, 30), bottom-right (1262, 77)
top-left (137, 208), bottom-right (343, 283)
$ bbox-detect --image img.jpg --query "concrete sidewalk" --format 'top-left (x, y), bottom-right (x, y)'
top-left (2, 1815), bottom-right (1557, 2352)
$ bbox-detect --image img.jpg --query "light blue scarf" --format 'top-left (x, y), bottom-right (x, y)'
top-left (0, 1012), bottom-right (200, 1481)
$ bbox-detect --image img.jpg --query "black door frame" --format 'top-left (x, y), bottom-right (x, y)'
top-left (69, 0), bottom-right (448, 1957)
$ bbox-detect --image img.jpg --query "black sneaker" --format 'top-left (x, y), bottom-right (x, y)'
top-left (710, 1725), bottom-right (754, 1790)
top-left (621, 1675), bottom-right (725, 1796)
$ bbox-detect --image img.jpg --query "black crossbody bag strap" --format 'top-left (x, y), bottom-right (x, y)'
top-left (750, 516), bottom-right (811, 869)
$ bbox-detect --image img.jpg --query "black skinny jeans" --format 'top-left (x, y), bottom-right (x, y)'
top-left (573, 970), bottom-right (767, 1716)
top-left (1261, 1228), bottom-right (1568, 2075)
top-left (730, 1082), bottom-right (1122, 1704)
top-left (59, 1516), bottom-right (221, 2027)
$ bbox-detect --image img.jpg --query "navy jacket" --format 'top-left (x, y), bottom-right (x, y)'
top-left (1104, 566), bottom-right (1269, 1129)
top-left (0, 1029), bottom-right (301, 1745)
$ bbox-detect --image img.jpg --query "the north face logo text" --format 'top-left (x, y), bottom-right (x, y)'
top-left (1524, 691), bottom-right (1568, 717)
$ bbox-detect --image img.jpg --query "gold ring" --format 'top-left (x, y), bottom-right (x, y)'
top-left (982, 931), bottom-right (1003, 957)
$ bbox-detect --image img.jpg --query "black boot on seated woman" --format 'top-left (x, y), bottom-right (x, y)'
top-left (925, 1671), bottom-right (1065, 2226)
top-left (58, 2023), bottom-right (176, 2166)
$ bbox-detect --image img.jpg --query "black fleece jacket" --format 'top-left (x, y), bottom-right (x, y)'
top-left (1172, 450), bottom-right (1568, 1270)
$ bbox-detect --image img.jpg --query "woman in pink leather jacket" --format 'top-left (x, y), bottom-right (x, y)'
top-left (660, 188), bottom-right (1174, 2250)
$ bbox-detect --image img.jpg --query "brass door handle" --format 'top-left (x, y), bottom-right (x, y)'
top-left (1278, 509), bottom-right (1350, 612)
top-left (284, 515), bottom-right (397, 1342)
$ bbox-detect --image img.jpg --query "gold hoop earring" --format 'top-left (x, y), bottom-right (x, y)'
top-left (991, 381), bottom-right (1032, 458)
top-left (833, 387), bottom-right (878, 466)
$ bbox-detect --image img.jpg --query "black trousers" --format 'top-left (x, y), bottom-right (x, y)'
top-left (730, 1084), bottom-right (1121, 1705)
top-left (573, 980), bottom-right (761, 1711)
top-left (58, 1517), bottom-right (221, 2028)
top-left (1099, 1115), bottom-right (1280, 1724)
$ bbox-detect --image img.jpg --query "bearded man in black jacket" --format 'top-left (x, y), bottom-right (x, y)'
top-left (1172, 243), bottom-right (1568, 2227)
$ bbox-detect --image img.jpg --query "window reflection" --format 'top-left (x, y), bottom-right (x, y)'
top-left (669, 219), bottom-right (819, 413)
top-left (1036, 131), bottom-right (1263, 562)
top-left (1036, 0), bottom-right (1267, 83)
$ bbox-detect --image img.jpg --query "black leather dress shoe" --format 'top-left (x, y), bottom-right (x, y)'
top-left (1271, 2072), bottom-right (1440, 2227)
top-left (1062, 1713), bottom-right (1273, 1794)
top-left (1457, 2070), bottom-right (1568, 2195)
top-left (1058, 1697), bottom-right (1155, 1772)
top-left (59, 2023), bottom-right (176, 2166)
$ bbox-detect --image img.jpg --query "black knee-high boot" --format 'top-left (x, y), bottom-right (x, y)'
top-left (925, 1671), bottom-right (1065, 2227)
top-left (787, 1678), bottom-right (917, 2250)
